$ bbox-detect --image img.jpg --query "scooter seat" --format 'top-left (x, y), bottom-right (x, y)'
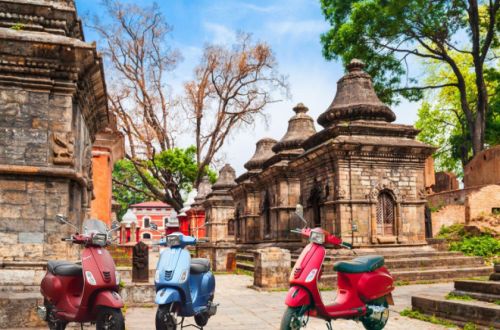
top-left (47, 261), bottom-right (82, 276)
top-left (333, 255), bottom-right (384, 273)
top-left (190, 258), bottom-right (211, 274)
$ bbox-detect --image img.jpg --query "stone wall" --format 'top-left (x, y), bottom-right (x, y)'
top-left (427, 184), bottom-right (500, 235)
top-left (0, 0), bottom-right (109, 263)
top-left (464, 146), bottom-right (500, 188)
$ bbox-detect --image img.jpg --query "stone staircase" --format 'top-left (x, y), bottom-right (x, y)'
top-left (236, 246), bottom-right (492, 285)
top-left (412, 276), bottom-right (500, 329)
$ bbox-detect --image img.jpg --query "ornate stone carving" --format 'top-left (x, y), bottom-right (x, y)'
top-left (52, 132), bottom-right (74, 165)
top-left (367, 179), bottom-right (401, 202)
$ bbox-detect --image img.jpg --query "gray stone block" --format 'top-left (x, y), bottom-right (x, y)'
top-left (18, 232), bottom-right (44, 244)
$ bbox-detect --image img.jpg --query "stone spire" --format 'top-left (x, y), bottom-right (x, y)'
top-left (211, 164), bottom-right (237, 191)
top-left (194, 176), bottom-right (212, 204)
top-left (273, 103), bottom-right (316, 153)
top-left (244, 138), bottom-right (277, 171)
top-left (317, 59), bottom-right (396, 128)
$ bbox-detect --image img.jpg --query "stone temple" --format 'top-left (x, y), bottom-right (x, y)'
top-left (230, 59), bottom-right (436, 247)
top-left (0, 0), bottom-right (109, 262)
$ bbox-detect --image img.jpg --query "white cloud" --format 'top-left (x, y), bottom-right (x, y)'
top-left (240, 3), bottom-right (278, 13)
top-left (266, 19), bottom-right (328, 38)
top-left (203, 22), bottom-right (237, 45)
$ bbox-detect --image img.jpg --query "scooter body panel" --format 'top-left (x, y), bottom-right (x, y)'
top-left (155, 233), bottom-right (216, 319)
top-left (40, 245), bottom-right (121, 323)
top-left (286, 240), bottom-right (394, 321)
top-left (155, 246), bottom-right (194, 316)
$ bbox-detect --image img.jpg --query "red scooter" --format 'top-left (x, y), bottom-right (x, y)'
top-left (38, 216), bottom-right (124, 330)
top-left (281, 207), bottom-right (394, 330)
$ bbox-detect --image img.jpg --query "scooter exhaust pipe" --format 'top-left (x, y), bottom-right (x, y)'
top-left (36, 306), bottom-right (47, 320)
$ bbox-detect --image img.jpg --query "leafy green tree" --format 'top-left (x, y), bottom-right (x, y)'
top-left (112, 146), bottom-right (217, 213)
top-left (320, 0), bottom-right (499, 156)
top-left (416, 51), bottom-right (499, 176)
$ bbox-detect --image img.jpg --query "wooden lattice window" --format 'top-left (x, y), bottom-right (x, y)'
top-left (377, 191), bottom-right (395, 236)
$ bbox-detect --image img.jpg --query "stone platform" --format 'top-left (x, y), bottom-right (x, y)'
top-left (412, 271), bottom-right (500, 329)
top-left (237, 245), bottom-right (491, 286)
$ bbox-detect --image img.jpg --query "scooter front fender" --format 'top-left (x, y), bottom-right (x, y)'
top-left (285, 286), bottom-right (311, 308)
top-left (155, 287), bottom-right (181, 305)
top-left (92, 290), bottom-right (124, 310)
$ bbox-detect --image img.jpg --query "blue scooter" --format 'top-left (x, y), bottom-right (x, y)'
top-left (154, 232), bottom-right (217, 330)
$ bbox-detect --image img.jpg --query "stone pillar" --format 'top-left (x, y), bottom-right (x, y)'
top-left (253, 247), bottom-right (291, 290)
top-left (197, 165), bottom-right (237, 271)
top-left (130, 222), bottom-right (137, 244)
top-left (0, 0), bottom-right (109, 263)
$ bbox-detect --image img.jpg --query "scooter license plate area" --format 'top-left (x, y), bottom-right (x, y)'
top-left (386, 293), bottom-right (394, 305)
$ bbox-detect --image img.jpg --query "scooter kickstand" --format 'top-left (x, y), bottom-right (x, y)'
top-left (326, 321), bottom-right (333, 330)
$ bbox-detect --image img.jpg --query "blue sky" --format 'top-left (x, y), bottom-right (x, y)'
top-left (76, 0), bottom-right (420, 175)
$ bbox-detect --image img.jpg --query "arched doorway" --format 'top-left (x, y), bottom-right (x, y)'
top-left (377, 191), bottom-right (395, 236)
top-left (308, 180), bottom-right (322, 228)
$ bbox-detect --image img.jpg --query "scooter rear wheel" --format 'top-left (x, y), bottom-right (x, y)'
top-left (95, 307), bottom-right (125, 330)
top-left (280, 307), bottom-right (306, 330)
top-left (45, 302), bottom-right (67, 330)
top-left (361, 297), bottom-right (389, 330)
top-left (156, 304), bottom-right (177, 330)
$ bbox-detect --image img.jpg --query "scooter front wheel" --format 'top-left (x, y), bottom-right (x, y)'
top-left (280, 307), bottom-right (306, 330)
top-left (156, 304), bottom-right (177, 330)
top-left (95, 307), bottom-right (125, 330)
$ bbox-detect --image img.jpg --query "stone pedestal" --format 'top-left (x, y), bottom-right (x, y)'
top-left (253, 247), bottom-right (291, 290)
top-left (196, 243), bottom-right (237, 272)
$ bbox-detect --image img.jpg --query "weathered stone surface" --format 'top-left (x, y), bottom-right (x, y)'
top-left (253, 247), bottom-right (290, 289)
top-left (433, 171), bottom-right (459, 193)
top-left (464, 145), bottom-right (500, 187)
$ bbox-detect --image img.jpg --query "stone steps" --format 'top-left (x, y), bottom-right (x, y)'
top-left (451, 280), bottom-right (500, 303)
top-left (412, 293), bottom-right (500, 329)
top-left (236, 248), bottom-right (489, 285)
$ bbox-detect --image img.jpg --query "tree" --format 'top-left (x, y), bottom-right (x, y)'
top-left (415, 51), bottom-right (499, 176)
top-left (89, 1), bottom-right (287, 211)
top-left (183, 33), bottom-right (288, 187)
top-left (320, 0), bottom-right (499, 156)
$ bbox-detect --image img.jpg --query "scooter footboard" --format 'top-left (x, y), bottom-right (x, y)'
top-left (155, 288), bottom-right (181, 305)
top-left (285, 286), bottom-right (311, 308)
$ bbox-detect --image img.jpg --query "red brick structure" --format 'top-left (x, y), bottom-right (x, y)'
top-left (433, 172), bottom-right (459, 193)
top-left (127, 201), bottom-right (179, 243)
top-left (464, 145), bottom-right (500, 187)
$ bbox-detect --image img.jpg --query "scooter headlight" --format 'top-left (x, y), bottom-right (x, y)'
top-left (85, 271), bottom-right (97, 285)
top-left (310, 231), bottom-right (325, 244)
top-left (92, 233), bottom-right (108, 247)
top-left (166, 235), bottom-right (181, 247)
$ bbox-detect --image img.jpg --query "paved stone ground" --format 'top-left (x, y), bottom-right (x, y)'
top-left (23, 275), bottom-right (454, 330)
top-left (125, 275), bottom-right (453, 330)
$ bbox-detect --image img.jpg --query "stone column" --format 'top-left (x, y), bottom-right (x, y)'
top-left (253, 247), bottom-right (291, 290)
top-left (197, 164), bottom-right (237, 271)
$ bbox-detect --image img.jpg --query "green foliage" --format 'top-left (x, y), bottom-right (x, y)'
top-left (437, 224), bottom-right (466, 240)
top-left (112, 146), bottom-right (217, 216)
top-left (10, 22), bottom-right (24, 31)
top-left (112, 159), bottom-right (153, 219)
top-left (449, 235), bottom-right (500, 258)
top-left (463, 323), bottom-right (478, 330)
top-left (445, 292), bottom-right (474, 301)
top-left (437, 224), bottom-right (500, 259)
top-left (399, 308), bottom-right (457, 328)
top-left (319, 0), bottom-right (469, 104)
top-left (416, 52), bottom-right (500, 176)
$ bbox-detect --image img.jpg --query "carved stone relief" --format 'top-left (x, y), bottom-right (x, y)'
top-left (52, 132), bottom-right (74, 165)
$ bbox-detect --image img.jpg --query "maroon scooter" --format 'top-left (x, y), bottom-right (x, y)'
top-left (37, 216), bottom-right (124, 330)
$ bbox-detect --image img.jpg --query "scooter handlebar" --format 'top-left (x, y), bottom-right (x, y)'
top-left (340, 242), bottom-right (353, 249)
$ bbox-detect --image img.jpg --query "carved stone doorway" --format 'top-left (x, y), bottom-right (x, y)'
top-left (377, 191), bottom-right (395, 236)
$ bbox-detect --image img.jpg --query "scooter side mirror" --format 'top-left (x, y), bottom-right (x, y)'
top-left (56, 214), bottom-right (67, 224)
top-left (295, 204), bottom-right (304, 218)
